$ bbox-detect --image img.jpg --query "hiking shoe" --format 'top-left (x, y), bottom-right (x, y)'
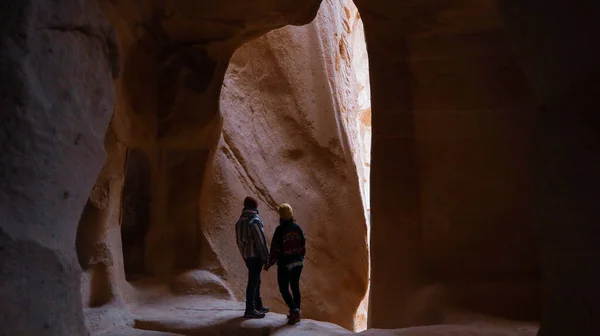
top-left (288, 309), bottom-right (301, 325)
top-left (244, 310), bottom-right (266, 319)
top-left (257, 306), bottom-right (270, 314)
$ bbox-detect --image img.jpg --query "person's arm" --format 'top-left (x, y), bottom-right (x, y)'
top-left (250, 217), bottom-right (269, 263)
top-left (235, 218), bottom-right (244, 255)
top-left (299, 226), bottom-right (306, 257)
top-left (267, 227), bottom-right (281, 269)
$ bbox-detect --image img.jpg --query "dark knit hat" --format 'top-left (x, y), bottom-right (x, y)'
top-left (244, 196), bottom-right (258, 209)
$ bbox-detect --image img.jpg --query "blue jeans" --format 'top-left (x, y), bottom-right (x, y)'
top-left (277, 265), bottom-right (303, 310)
top-left (245, 257), bottom-right (263, 311)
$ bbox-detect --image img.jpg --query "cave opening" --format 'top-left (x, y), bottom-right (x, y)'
top-left (70, 0), bottom-right (539, 332)
top-left (121, 148), bottom-right (152, 281)
top-left (219, 0), bottom-right (372, 331)
top-left (73, 0), bottom-right (374, 328)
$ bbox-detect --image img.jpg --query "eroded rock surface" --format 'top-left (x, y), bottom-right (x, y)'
top-left (1, 0), bottom-right (328, 334)
top-left (0, 0), bottom-right (116, 334)
top-left (354, 0), bottom-right (542, 329)
top-left (202, 0), bottom-right (370, 329)
top-left (170, 270), bottom-right (234, 298)
top-left (75, 0), bottom-right (369, 332)
top-left (3, 0), bottom-right (599, 334)
top-left (72, 0), bottom-right (366, 333)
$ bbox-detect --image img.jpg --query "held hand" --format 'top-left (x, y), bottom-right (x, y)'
top-left (263, 264), bottom-right (271, 271)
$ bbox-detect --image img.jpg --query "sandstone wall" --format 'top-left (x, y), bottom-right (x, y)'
top-left (354, 0), bottom-right (543, 328)
top-left (0, 1), bottom-right (117, 334)
top-left (75, 0), bottom-right (367, 333)
top-left (201, 0), bottom-right (369, 330)
top-left (77, 1), bottom-right (368, 331)
top-left (500, 1), bottom-right (600, 335)
top-left (92, 0), bottom-right (322, 281)
top-left (0, 0), bottom-right (326, 334)
top-left (77, 2), bottom-right (369, 331)
top-left (5, 0), bottom-right (599, 334)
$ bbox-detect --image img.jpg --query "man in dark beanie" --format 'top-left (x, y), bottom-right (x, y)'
top-left (235, 196), bottom-right (270, 318)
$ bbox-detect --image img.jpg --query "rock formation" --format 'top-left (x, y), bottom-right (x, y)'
top-left (2, 0), bottom-right (600, 335)
top-left (204, 0), bottom-right (369, 329)
top-left (353, 0), bottom-right (543, 328)
top-left (499, 1), bottom-right (600, 335)
top-left (1, 0), bottom-right (322, 334)
top-left (1, 1), bottom-right (117, 334)
top-left (79, 0), bottom-right (370, 331)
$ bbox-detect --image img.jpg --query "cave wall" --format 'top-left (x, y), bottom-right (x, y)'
top-left (3, 0), bottom-right (600, 334)
top-left (94, 0), bottom-right (324, 280)
top-left (355, 0), bottom-right (600, 333)
top-left (1, 0), bottom-right (325, 334)
top-left (80, 0), bottom-right (369, 331)
top-left (0, 0), bottom-right (117, 334)
top-left (201, 0), bottom-right (369, 330)
top-left (355, 0), bottom-right (542, 328)
top-left (79, 0), bottom-right (379, 332)
top-left (499, 1), bottom-right (600, 335)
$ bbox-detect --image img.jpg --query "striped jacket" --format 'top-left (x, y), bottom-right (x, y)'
top-left (235, 209), bottom-right (269, 262)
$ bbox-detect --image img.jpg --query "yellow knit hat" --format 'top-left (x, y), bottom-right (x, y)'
top-left (278, 203), bottom-right (293, 220)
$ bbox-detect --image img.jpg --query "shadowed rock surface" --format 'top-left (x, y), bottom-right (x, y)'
top-left (1, 0), bottom-right (600, 335)
top-left (95, 294), bottom-right (537, 336)
top-left (349, 0), bottom-right (546, 329)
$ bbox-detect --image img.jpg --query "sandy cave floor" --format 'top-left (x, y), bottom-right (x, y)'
top-left (92, 292), bottom-right (539, 336)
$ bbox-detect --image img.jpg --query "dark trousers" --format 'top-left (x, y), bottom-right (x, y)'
top-left (245, 257), bottom-right (264, 311)
top-left (277, 265), bottom-right (303, 311)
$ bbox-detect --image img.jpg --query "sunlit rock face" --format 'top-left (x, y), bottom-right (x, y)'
top-left (70, 0), bottom-right (368, 332)
top-left (205, 0), bottom-right (370, 330)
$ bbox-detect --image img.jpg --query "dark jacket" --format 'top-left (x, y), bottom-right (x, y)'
top-left (268, 219), bottom-right (306, 267)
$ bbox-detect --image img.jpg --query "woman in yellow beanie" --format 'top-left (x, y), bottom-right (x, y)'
top-left (265, 203), bottom-right (306, 325)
